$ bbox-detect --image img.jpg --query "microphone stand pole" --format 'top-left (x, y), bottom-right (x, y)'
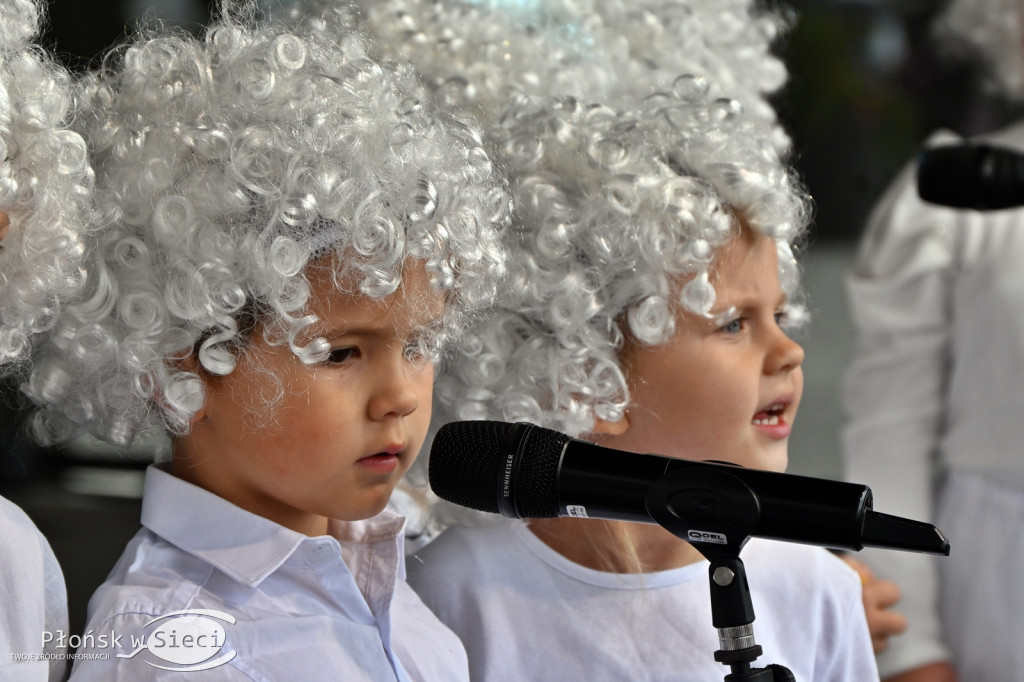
top-left (646, 468), bottom-right (796, 682)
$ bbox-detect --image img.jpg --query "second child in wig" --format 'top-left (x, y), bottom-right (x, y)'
top-left (0, 0), bottom-right (90, 678)
top-left (405, 49), bottom-right (880, 682)
top-left (22, 2), bottom-right (507, 681)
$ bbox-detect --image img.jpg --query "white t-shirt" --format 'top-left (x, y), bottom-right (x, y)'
top-left (408, 519), bottom-right (878, 682)
top-left (0, 495), bottom-right (68, 682)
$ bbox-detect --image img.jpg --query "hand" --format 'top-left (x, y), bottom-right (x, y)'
top-left (883, 662), bottom-right (959, 682)
top-left (842, 555), bottom-right (907, 653)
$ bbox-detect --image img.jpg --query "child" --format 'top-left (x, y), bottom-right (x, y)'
top-left (0, 0), bottom-right (89, 678)
top-left (22, 2), bottom-right (507, 680)
top-left (353, 0), bottom-right (797, 501)
top-left (376, 6), bottom-right (880, 677)
top-left (413, 95), bottom-right (878, 682)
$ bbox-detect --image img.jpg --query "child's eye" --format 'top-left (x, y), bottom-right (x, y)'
top-left (719, 318), bottom-right (744, 334)
top-left (775, 309), bottom-right (795, 330)
top-left (326, 347), bottom-right (359, 365)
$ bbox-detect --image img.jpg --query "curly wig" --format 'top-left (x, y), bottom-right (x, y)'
top-left (356, 0), bottom-right (790, 130)
top-left (0, 0), bottom-right (94, 371)
top-left (436, 88), bottom-right (810, 440)
top-left (23, 0), bottom-right (508, 447)
top-left (352, 0), bottom-right (808, 436)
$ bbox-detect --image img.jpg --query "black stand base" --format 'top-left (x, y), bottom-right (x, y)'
top-left (720, 664), bottom-right (797, 681)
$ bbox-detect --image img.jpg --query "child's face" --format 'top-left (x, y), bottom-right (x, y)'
top-left (174, 261), bottom-right (442, 536)
top-left (606, 228), bottom-right (804, 473)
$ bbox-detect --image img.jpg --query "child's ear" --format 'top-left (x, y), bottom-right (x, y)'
top-left (167, 352), bottom-right (209, 425)
top-left (591, 413), bottom-right (630, 436)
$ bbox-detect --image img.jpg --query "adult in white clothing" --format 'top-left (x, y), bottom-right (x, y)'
top-left (844, 122), bottom-right (1024, 682)
top-left (842, 0), bottom-right (1024, 679)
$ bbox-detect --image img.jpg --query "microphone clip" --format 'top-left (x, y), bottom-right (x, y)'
top-left (646, 467), bottom-right (796, 681)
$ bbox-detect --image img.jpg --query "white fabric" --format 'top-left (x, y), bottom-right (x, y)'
top-left (0, 495), bottom-right (68, 682)
top-left (68, 464), bottom-right (469, 682)
top-left (842, 120), bottom-right (1024, 678)
top-left (407, 519), bottom-right (878, 682)
top-left (936, 470), bottom-right (1024, 680)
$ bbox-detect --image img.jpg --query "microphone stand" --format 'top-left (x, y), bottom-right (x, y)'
top-left (646, 467), bottom-right (796, 681)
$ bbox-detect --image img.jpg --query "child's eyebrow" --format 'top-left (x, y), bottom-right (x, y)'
top-left (319, 324), bottom-right (390, 340)
top-left (320, 316), bottom-right (443, 341)
top-left (709, 291), bottom-right (790, 322)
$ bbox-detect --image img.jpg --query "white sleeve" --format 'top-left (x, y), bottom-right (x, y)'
top-left (0, 496), bottom-right (68, 682)
top-left (841, 154), bottom-right (956, 676)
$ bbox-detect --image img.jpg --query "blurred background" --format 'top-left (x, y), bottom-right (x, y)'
top-left (1, 0), bottom-right (1020, 636)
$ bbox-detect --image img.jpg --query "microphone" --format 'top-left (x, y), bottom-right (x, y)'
top-left (429, 420), bottom-right (950, 555)
top-left (917, 142), bottom-right (1024, 209)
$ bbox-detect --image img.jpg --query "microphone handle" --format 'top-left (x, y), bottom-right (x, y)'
top-left (555, 440), bottom-right (670, 522)
top-left (555, 440), bottom-right (873, 551)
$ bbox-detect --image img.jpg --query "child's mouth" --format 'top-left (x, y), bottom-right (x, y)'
top-left (752, 405), bottom-right (784, 426)
top-left (751, 401), bottom-right (792, 437)
top-left (357, 451), bottom-right (402, 473)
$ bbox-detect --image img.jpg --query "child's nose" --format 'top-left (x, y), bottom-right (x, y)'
top-left (368, 356), bottom-right (421, 420)
top-left (766, 327), bottom-right (804, 375)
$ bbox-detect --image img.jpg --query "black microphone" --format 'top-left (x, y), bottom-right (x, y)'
top-left (917, 142), bottom-right (1024, 209)
top-left (429, 420), bottom-right (950, 555)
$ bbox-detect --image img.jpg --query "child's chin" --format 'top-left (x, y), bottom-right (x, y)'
top-left (740, 449), bottom-right (788, 473)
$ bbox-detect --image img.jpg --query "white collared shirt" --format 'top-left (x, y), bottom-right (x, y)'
top-left (68, 465), bottom-right (468, 682)
top-left (0, 495), bottom-right (68, 682)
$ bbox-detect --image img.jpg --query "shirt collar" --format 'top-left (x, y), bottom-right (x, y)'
top-left (141, 464), bottom-right (308, 588)
top-left (141, 464), bottom-right (411, 587)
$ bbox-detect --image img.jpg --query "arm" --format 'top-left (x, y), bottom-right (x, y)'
top-left (883, 662), bottom-right (959, 682)
top-left (841, 152), bottom-right (957, 676)
top-left (841, 556), bottom-right (906, 654)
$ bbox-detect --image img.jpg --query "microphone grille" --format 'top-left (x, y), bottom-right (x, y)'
top-left (510, 424), bottom-right (564, 518)
top-left (429, 420), bottom-right (509, 513)
top-left (428, 420), bottom-right (568, 518)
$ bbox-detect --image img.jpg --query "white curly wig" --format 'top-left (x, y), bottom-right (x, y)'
top-left (350, 0), bottom-right (807, 434)
top-left (22, 0), bottom-right (508, 448)
top-left (355, 0), bottom-right (791, 130)
top-left (436, 87), bottom-right (810, 441)
top-left (586, 0), bottom-right (792, 124)
top-left (0, 0), bottom-right (94, 371)
top-left (933, 0), bottom-right (1024, 100)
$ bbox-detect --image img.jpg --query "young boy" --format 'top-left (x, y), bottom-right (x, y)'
top-left (370, 4), bottom-right (880, 676)
top-left (21, 3), bottom-right (506, 680)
